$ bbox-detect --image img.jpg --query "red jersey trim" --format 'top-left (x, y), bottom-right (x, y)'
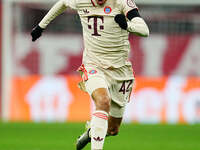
top-left (91, 0), bottom-right (96, 7)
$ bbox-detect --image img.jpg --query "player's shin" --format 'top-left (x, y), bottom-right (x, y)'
top-left (91, 110), bottom-right (108, 150)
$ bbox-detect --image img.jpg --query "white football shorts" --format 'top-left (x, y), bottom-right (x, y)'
top-left (78, 64), bottom-right (135, 118)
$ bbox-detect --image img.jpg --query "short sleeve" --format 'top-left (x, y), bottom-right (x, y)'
top-left (118, 0), bottom-right (138, 15)
top-left (65, 0), bottom-right (77, 9)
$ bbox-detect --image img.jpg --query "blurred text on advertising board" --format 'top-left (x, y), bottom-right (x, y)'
top-left (8, 76), bottom-right (200, 124)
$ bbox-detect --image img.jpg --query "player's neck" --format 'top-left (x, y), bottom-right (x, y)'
top-left (95, 0), bottom-right (107, 6)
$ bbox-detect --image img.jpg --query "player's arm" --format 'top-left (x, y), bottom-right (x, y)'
top-left (31, 0), bottom-right (68, 42)
top-left (127, 9), bottom-right (149, 37)
top-left (115, 9), bottom-right (149, 37)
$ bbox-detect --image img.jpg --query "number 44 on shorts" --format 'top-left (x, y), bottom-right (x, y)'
top-left (119, 80), bottom-right (133, 94)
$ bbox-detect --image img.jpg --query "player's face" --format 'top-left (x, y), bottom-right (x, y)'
top-left (96, 0), bottom-right (107, 5)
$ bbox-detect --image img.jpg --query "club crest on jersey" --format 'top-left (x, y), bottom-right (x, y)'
top-left (89, 70), bottom-right (97, 74)
top-left (104, 6), bottom-right (112, 14)
top-left (127, 0), bottom-right (136, 8)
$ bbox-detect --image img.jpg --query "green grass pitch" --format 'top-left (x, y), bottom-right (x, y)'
top-left (0, 122), bottom-right (200, 150)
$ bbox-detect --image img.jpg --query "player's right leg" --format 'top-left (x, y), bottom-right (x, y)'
top-left (90, 88), bottom-right (110, 150)
top-left (76, 88), bottom-right (110, 150)
top-left (76, 65), bottom-right (110, 150)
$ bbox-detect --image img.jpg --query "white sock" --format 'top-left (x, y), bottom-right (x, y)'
top-left (91, 110), bottom-right (108, 150)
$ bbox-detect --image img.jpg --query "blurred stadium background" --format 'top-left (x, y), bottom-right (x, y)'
top-left (0, 0), bottom-right (200, 150)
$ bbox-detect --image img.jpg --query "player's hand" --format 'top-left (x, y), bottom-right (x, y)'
top-left (114, 14), bottom-right (127, 30)
top-left (31, 25), bottom-right (44, 42)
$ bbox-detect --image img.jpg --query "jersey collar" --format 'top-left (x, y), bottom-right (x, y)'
top-left (91, 0), bottom-right (97, 7)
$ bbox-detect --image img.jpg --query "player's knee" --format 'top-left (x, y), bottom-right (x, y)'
top-left (92, 88), bottom-right (110, 113)
top-left (96, 95), bottom-right (110, 112)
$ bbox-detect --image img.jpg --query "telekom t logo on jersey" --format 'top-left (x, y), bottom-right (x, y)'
top-left (88, 16), bottom-right (104, 36)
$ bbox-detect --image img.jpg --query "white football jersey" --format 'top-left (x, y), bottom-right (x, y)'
top-left (66, 0), bottom-right (137, 68)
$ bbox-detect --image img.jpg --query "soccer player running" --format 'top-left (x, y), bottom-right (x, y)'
top-left (31, 0), bottom-right (149, 149)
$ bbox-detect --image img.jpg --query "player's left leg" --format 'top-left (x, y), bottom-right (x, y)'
top-left (107, 116), bottom-right (122, 136)
top-left (106, 100), bottom-right (125, 137)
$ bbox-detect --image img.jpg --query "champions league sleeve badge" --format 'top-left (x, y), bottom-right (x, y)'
top-left (127, 0), bottom-right (136, 8)
top-left (104, 6), bottom-right (112, 14)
